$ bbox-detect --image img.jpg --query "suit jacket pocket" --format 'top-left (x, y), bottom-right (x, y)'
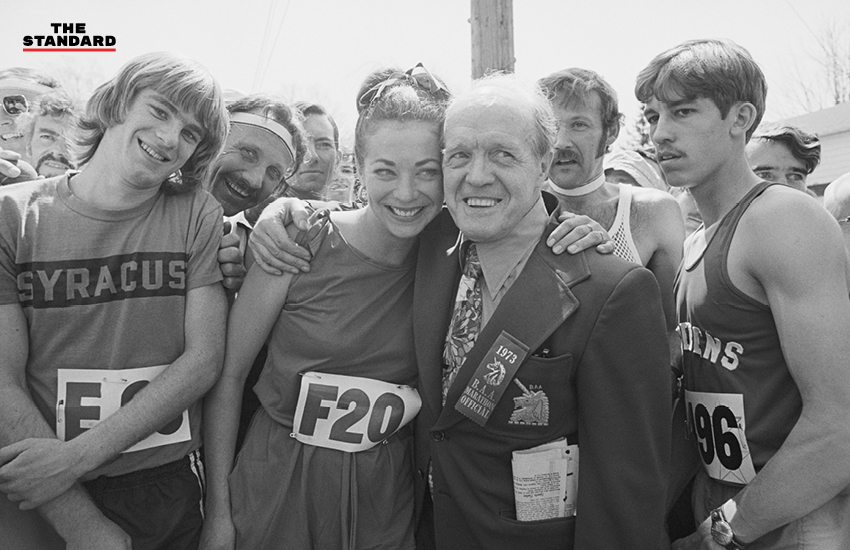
top-left (496, 508), bottom-right (576, 548)
top-left (482, 353), bottom-right (576, 441)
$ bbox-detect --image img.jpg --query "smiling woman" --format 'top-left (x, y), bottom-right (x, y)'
top-left (200, 64), bottom-right (451, 550)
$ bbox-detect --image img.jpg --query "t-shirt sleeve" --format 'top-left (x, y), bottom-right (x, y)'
top-left (186, 193), bottom-right (224, 290)
top-left (0, 196), bottom-right (23, 304)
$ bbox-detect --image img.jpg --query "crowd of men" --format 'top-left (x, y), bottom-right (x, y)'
top-left (1, 37), bottom-right (850, 550)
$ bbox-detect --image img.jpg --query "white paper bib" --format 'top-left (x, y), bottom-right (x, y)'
top-left (56, 365), bottom-right (191, 453)
top-left (291, 372), bottom-right (421, 453)
top-left (685, 390), bottom-right (757, 485)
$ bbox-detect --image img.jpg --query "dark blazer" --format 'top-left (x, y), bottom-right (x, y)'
top-left (412, 206), bottom-right (671, 550)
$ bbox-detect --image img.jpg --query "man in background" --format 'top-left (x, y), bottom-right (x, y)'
top-left (19, 90), bottom-right (79, 178)
top-left (284, 102), bottom-right (340, 200)
top-left (746, 123), bottom-right (821, 194)
top-left (0, 68), bottom-right (62, 160)
top-left (537, 68), bottom-right (684, 361)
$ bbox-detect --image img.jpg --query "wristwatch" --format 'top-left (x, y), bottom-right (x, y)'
top-left (710, 507), bottom-right (747, 549)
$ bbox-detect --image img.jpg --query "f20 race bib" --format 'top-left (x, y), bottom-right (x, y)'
top-left (684, 390), bottom-right (756, 485)
top-left (56, 365), bottom-right (191, 454)
top-left (291, 372), bottom-right (421, 453)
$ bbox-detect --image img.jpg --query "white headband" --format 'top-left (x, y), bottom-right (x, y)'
top-left (0, 78), bottom-right (53, 97)
top-left (603, 150), bottom-right (667, 191)
top-left (229, 112), bottom-right (295, 162)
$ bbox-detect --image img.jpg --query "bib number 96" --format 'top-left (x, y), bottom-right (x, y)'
top-left (684, 390), bottom-right (756, 485)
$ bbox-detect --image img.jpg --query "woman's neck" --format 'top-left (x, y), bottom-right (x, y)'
top-left (333, 207), bottom-right (417, 266)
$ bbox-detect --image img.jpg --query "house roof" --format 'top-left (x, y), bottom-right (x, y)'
top-left (781, 101), bottom-right (850, 137)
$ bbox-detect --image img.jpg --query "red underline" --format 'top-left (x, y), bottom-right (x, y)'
top-left (23, 48), bottom-right (116, 52)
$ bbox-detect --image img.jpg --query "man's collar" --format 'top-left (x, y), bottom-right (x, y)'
top-left (546, 171), bottom-right (606, 197)
top-left (450, 196), bottom-right (548, 300)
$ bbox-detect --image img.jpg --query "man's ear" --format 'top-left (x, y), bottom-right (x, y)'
top-left (539, 148), bottom-right (554, 180)
top-left (729, 102), bottom-right (758, 139)
top-left (606, 122), bottom-right (620, 148)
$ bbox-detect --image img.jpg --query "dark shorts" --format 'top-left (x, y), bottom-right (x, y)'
top-left (83, 449), bottom-right (205, 550)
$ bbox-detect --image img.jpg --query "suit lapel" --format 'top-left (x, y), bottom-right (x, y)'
top-left (433, 220), bottom-right (591, 430)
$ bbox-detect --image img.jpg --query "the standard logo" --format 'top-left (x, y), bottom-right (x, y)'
top-left (23, 23), bottom-right (116, 51)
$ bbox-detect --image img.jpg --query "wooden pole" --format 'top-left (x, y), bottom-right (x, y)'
top-left (471, 0), bottom-right (515, 79)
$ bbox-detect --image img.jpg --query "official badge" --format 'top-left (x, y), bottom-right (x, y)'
top-left (509, 378), bottom-right (549, 426)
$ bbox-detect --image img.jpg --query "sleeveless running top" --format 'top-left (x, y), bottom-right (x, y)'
top-left (676, 182), bottom-right (801, 485)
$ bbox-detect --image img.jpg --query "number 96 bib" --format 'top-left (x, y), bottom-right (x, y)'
top-left (292, 372), bottom-right (421, 453)
top-left (685, 390), bottom-right (757, 485)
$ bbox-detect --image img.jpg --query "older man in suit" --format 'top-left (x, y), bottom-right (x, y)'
top-left (412, 73), bottom-right (671, 550)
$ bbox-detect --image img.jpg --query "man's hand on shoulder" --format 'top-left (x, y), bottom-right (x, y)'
top-left (249, 197), bottom-right (314, 275)
top-left (547, 211), bottom-right (614, 255)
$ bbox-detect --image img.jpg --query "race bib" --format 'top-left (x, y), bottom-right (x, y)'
top-left (56, 366), bottom-right (191, 454)
top-left (292, 372), bottom-right (421, 453)
top-left (684, 390), bottom-right (756, 485)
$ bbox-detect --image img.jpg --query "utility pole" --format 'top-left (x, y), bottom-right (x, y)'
top-left (470, 0), bottom-right (514, 79)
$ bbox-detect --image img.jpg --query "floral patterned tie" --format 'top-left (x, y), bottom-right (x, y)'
top-left (442, 243), bottom-right (483, 405)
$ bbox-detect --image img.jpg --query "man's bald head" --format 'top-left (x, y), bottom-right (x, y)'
top-left (447, 74), bottom-right (556, 160)
top-left (824, 172), bottom-right (850, 221)
top-left (442, 73), bottom-right (555, 243)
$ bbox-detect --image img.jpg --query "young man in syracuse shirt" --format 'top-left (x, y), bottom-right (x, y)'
top-left (0, 52), bottom-right (228, 550)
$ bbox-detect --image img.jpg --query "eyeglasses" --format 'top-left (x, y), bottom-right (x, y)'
top-left (357, 62), bottom-right (451, 110)
top-left (2, 94), bottom-right (29, 116)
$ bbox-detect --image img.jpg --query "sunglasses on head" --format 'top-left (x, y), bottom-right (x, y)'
top-left (2, 95), bottom-right (28, 116)
top-left (358, 63), bottom-right (450, 110)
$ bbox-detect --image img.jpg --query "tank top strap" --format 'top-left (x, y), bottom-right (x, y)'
top-left (714, 182), bottom-right (776, 254)
top-left (684, 182), bottom-right (776, 273)
top-left (609, 184), bottom-right (642, 265)
top-left (609, 183), bottom-right (631, 234)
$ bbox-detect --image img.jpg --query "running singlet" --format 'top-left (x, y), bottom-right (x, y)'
top-left (675, 182), bottom-right (802, 486)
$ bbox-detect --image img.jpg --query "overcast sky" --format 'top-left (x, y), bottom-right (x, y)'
top-left (4, 0), bottom-right (848, 147)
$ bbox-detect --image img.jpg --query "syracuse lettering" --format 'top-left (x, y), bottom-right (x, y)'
top-left (23, 23), bottom-right (116, 48)
top-left (17, 252), bottom-right (186, 308)
top-left (678, 322), bottom-right (743, 371)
